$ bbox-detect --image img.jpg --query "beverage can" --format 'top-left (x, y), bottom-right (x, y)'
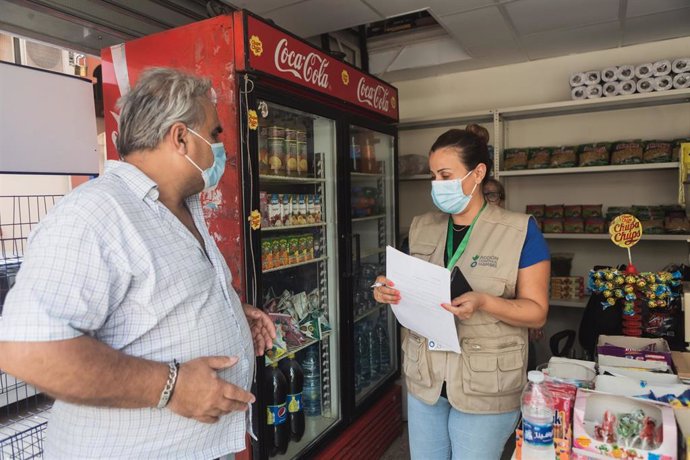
top-left (286, 140), bottom-right (298, 176)
top-left (268, 138), bottom-right (285, 175)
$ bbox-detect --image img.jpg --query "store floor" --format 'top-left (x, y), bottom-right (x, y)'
top-left (380, 423), bottom-right (516, 459)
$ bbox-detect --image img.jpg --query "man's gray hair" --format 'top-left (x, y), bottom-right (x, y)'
top-left (115, 67), bottom-right (212, 156)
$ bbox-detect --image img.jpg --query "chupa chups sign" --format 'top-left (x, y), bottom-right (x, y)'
top-left (609, 213), bottom-right (642, 271)
top-left (243, 15), bottom-right (398, 121)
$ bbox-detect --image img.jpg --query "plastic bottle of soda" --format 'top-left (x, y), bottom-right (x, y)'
top-left (265, 362), bottom-right (289, 456)
top-left (279, 354), bottom-right (305, 442)
top-left (302, 344), bottom-right (321, 416)
top-left (521, 370), bottom-right (555, 459)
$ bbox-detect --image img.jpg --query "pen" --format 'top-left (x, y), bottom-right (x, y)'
top-left (370, 282), bottom-right (385, 289)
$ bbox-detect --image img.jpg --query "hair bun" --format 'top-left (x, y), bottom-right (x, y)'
top-left (465, 123), bottom-right (490, 145)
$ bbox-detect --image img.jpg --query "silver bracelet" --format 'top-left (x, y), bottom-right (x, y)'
top-left (156, 360), bottom-right (179, 409)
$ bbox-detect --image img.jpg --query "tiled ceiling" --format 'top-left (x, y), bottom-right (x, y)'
top-left (1, 0), bottom-right (689, 82)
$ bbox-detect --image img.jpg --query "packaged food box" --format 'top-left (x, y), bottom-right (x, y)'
top-left (271, 239), bottom-right (282, 268)
top-left (544, 218), bottom-right (564, 233)
top-left (262, 238), bottom-right (274, 271)
top-left (585, 218), bottom-right (606, 234)
top-left (278, 238), bottom-right (289, 267)
top-left (564, 205), bottom-right (583, 218)
top-left (288, 236), bottom-right (300, 264)
top-left (578, 143), bottom-right (611, 167)
top-left (306, 195), bottom-right (316, 224)
top-left (305, 234), bottom-right (315, 260)
top-left (527, 147), bottom-right (551, 169)
top-left (644, 141), bottom-right (673, 164)
top-left (259, 191), bottom-right (269, 228)
top-left (611, 141), bottom-right (644, 165)
top-left (551, 146), bottom-right (578, 168)
top-left (546, 205), bottom-right (565, 219)
top-left (503, 148), bottom-right (528, 171)
top-left (268, 193), bottom-right (282, 227)
top-left (564, 218), bottom-right (585, 233)
top-left (526, 204), bottom-right (546, 218)
top-left (582, 205), bottom-right (603, 218)
top-left (297, 194), bottom-right (308, 225)
top-left (313, 194), bottom-right (322, 222)
top-left (597, 335), bottom-right (673, 371)
top-left (282, 194), bottom-right (293, 226)
top-left (573, 389), bottom-right (677, 460)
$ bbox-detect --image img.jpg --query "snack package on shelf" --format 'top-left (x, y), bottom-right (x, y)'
top-left (527, 147), bottom-right (552, 169)
top-left (564, 218), bottom-right (585, 233)
top-left (551, 146), bottom-right (578, 168)
top-left (582, 205), bottom-right (603, 219)
top-left (565, 205), bottom-right (583, 218)
top-left (572, 389), bottom-right (677, 460)
top-left (585, 217), bottom-right (606, 234)
top-left (644, 141), bottom-right (673, 164)
top-left (551, 276), bottom-right (585, 300)
top-left (546, 205), bottom-right (566, 219)
top-left (503, 148), bottom-right (528, 170)
top-left (526, 204), bottom-right (546, 218)
top-left (673, 139), bottom-right (690, 162)
top-left (578, 143), bottom-right (611, 167)
top-left (545, 218), bottom-right (564, 233)
top-left (641, 219), bottom-right (665, 235)
top-left (611, 141), bottom-right (645, 165)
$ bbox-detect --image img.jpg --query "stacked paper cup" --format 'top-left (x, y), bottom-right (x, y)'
top-left (570, 57), bottom-right (690, 99)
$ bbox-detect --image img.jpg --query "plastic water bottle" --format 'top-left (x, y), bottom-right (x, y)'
top-left (375, 321), bottom-right (390, 373)
top-left (368, 320), bottom-right (380, 378)
top-left (521, 371), bottom-right (555, 459)
top-left (301, 344), bottom-right (321, 416)
top-left (356, 323), bottom-right (371, 388)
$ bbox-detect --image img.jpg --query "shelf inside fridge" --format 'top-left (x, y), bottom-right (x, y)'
top-left (354, 302), bottom-right (388, 323)
top-left (262, 223), bottom-right (326, 233)
top-left (264, 332), bottom-right (332, 367)
top-left (352, 214), bottom-right (386, 223)
top-left (259, 175), bottom-right (326, 184)
top-left (262, 256), bottom-right (328, 274)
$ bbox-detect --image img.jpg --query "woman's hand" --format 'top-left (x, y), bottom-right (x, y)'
top-left (441, 292), bottom-right (487, 321)
top-left (372, 276), bottom-right (401, 305)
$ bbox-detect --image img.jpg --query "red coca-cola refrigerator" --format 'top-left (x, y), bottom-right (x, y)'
top-left (102, 11), bottom-right (400, 459)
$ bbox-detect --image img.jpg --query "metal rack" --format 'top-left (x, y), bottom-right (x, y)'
top-left (0, 195), bottom-right (61, 459)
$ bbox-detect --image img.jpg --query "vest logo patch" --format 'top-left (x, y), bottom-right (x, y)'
top-left (470, 254), bottom-right (498, 268)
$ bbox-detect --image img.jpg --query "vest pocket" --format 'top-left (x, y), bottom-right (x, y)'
top-left (460, 335), bottom-right (526, 396)
top-left (409, 242), bottom-right (437, 263)
top-left (402, 332), bottom-right (432, 387)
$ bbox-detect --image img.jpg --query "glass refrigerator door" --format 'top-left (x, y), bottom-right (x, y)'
top-left (349, 125), bottom-right (398, 405)
top-left (257, 101), bottom-right (340, 458)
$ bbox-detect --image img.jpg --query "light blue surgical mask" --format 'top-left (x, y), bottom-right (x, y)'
top-left (431, 170), bottom-right (478, 215)
top-left (186, 128), bottom-right (226, 191)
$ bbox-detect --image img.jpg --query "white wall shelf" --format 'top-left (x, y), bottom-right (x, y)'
top-left (544, 233), bottom-right (690, 241)
top-left (398, 109), bottom-right (494, 131)
top-left (497, 88), bottom-right (690, 121)
top-left (500, 162), bottom-right (678, 177)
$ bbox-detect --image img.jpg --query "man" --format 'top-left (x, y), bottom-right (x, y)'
top-left (0, 67), bottom-right (275, 459)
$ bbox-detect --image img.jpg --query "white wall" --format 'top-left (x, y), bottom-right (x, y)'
top-left (395, 36), bottom-right (690, 362)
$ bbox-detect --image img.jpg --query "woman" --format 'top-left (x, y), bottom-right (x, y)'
top-left (483, 177), bottom-right (505, 207)
top-left (375, 129), bottom-right (550, 459)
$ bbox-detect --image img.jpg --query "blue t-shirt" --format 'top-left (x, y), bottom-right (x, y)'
top-left (441, 216), bottom-right (550, 269)
top-left (519, 217), bottom-right (550, 269)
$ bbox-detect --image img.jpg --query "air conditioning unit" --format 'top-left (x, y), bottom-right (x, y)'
top-left (19, 39), bottom-right (72, 74)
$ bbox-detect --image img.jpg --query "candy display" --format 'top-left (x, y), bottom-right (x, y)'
top-left (589, 268), bottom-right (680, 314)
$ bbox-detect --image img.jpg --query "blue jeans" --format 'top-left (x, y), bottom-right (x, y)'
top-left (407, 393), bottom-right (520, 460)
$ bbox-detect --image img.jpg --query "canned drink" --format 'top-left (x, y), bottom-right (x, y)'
top-left (268, 126), bottom-right (285, 138)
top-left (268, 138), bottom-right (285, 175)
top-left (259, 128), bottom-right (269, 174)
top-left (296, 130), bottom-right (307, 143)
top-left (285, 140), bottom-right (298, 176)
top-left (285, 128), bottom-right (297, 142)
top-left (297, 142), bottom-right (309, 176)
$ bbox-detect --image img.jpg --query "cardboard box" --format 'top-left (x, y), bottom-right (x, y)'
top-left (598, 366), bottom-right (681, 386)
top-left (597, 335), bottom-right (673, 372)
top-left (595, 375), bottom-right (690, 404)
top-left (573, 389), bottom-right (677, 460)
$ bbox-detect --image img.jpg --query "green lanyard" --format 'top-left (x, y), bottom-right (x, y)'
top-left (445, 203), bottom-right (487, 270)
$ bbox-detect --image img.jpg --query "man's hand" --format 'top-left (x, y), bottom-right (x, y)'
top-left (243, 304), bottom-right (276, 356)
top-left (168, 356), bottom-right (255, 424)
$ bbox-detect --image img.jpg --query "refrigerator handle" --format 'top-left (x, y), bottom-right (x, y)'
top-left (344, 234), bottom-right (352, 277)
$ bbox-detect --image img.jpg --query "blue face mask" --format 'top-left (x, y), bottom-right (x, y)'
top-left (186, 128), bottom-right (226, 191)
top-left (431, 170), bottom-right (478, 215)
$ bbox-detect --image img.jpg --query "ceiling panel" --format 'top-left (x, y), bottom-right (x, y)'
top-left (522, 21), bottom-right (620, 60)
top-left (465, 38), bottom-right (523, 59)
top-left (387, 36), bottom-right (471, 71)
top-left (626, 0), bottom-right (690, 18)
top-left (363, 0), bottom-right (497, 18)
top-left (264, 0), bottom-right (382, 37)
top-left (506, 0), bottom-right (619, 36)
top-left (623, 7), bottom-right (690, 46)
top-left (439, 6), bottom-right (515, 46)
top-left (112, 0), bottom-right (206, 26)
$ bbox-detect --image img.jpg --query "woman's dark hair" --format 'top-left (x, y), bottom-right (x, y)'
top-left (429, 128), bottom-right (493, 181)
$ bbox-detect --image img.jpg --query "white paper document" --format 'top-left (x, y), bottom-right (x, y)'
top-left (385, 246), bottom-right (460, 353)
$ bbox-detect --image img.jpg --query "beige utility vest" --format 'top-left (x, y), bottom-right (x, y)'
top-left (403, 204), bottom-right (530, 414)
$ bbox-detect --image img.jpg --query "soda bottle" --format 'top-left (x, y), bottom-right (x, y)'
top-left (375, 321), bottom-right (390, 373)
top-left (265, 362), bottom-right (289, 456)
top-left (302, 344), bottom-right (321, 416)
top-left (368, 320), bottom-right (380, 378)
top-left (521, 371), bottom-right (555, 460)
top-left (279, 354), bottom-right (305, 442)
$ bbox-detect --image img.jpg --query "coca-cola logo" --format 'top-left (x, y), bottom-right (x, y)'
top-left (274, 38), bottom-right (329, 89)
top-left (357, 77), bottom-right (390, 112)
